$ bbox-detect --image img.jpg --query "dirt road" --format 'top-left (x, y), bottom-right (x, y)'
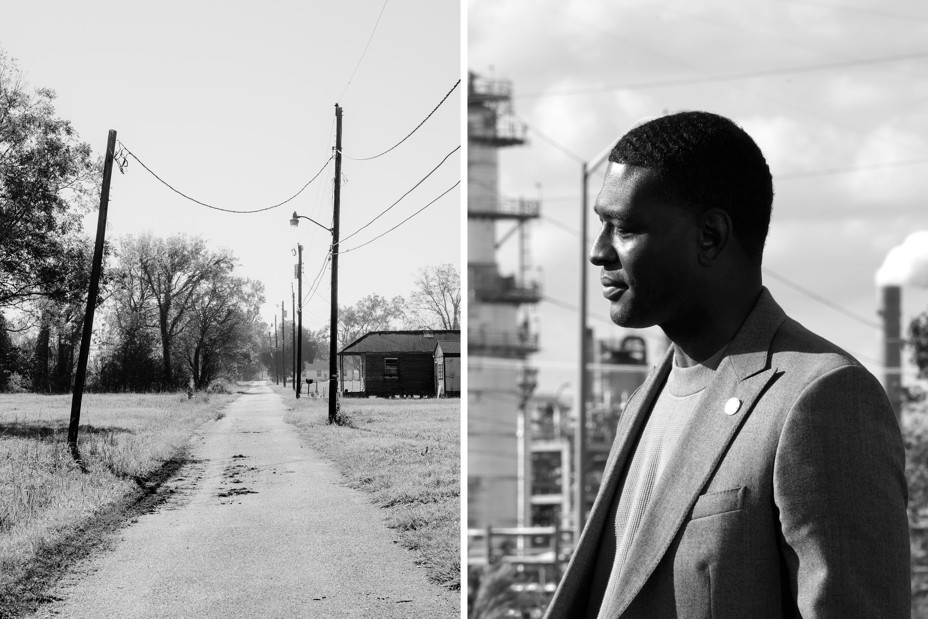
top-left (31, 383), bottom-right (458, 618)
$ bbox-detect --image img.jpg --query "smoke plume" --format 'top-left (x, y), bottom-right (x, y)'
top-left (875, 231), bottom-right (928, 288)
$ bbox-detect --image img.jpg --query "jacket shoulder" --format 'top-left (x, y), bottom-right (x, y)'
top-left (770, 316), bottom-right (870, 380)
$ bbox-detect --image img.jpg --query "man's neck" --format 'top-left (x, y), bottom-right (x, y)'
top-left (665, 284), bottom-right (763, 368)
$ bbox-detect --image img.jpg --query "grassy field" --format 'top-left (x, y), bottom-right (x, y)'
top-left (0, 391), bottom-right (234, 617)
top-left (279, 388), bottom-right (461, 591)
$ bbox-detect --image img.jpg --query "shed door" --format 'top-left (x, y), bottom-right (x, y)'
top-left (446, 358), bottom-right (460, 391)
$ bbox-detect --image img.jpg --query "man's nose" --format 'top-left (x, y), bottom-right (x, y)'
top-left (590, 227), bottom-right (618, 267)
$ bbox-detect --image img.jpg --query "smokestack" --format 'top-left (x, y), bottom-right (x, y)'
top-left (880, 285), bottom-right (903, 419)
top-left (875, 231), bottom-right (928, 420)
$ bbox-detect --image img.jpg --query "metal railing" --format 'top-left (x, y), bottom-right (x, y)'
top-left (468, 195), bottom-right (541, 219)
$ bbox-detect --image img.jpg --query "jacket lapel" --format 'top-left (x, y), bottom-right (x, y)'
top-left (545, 351), bottom-right (671, 616)
top-left (604, 289), bottom-right (787, 618)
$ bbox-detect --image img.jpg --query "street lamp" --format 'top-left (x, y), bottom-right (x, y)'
top-left (575, 141), bottom-right (616, 537)
top-left (290, 210), bottom-right (339, 420)
top-left (574, 117), bottom-right (654, 536)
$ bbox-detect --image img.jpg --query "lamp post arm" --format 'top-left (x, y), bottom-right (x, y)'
top-left (292, 212), bottom-right (332, 232)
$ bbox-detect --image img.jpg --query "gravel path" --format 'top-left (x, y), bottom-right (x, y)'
top-left (31, 383), bottom-right (458, 618)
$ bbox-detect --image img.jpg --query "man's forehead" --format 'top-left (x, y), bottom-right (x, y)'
top-left (595, 163), bottom-right (660, 210)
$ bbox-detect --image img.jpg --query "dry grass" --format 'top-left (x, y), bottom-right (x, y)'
top-left (0, 391), bottom-right (233, 617)
top-left (280, 389), bottom-right (461, 590)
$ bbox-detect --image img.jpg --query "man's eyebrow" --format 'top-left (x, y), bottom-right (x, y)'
top-left (594, 204), bottom-right (630, 221)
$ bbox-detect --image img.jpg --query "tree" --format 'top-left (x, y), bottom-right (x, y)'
top-left (133, 233), bottom-right (233, 387)
top-left (337, 293), bottom-right (406, 349)
top-left (408, 264), bottom-right (461, 330)
top-left (180, 274), bottom-right (264, 389)
top-left (0, 49), bottom-right (97, 313)
top-left (911, 310), bottom-right (928, 379)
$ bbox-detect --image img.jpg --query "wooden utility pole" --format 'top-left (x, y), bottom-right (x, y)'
top-left (68, 129), bottom-right (117, 464)
top-left (280, 300), bottom-right (286, 387)
top-left (272, 319), bottom-right (278, 385)
top-left (575, 161), bottom-right (590, 535)
top-left (329, 104), bottom-right (342, 424)
top-left (296, 243), bottom-right (303, 399)
top-left (291, 286), bottom-right (296, 394)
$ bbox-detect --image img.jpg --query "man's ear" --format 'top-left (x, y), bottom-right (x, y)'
top-left (697, 208), bottom-right (731, 266)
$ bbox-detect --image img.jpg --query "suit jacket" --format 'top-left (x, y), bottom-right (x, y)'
top-left (546, 289), bottom-right (910, 618)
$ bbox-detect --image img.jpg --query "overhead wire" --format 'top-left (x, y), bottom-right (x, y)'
top-left (762, 267), bottom-right (882, 329)
top-left (518, 50), bottom-right (928, 98)
top-left (341, 181), bottom-right (460, 254)
top-left (338, 0), bottom-right (390, 102)
top-left (340, 145), bottom-right (461, 243)
top-left (118, 141), bottom-right (334, 214)
top-left (340, 79), bottom-right (461, 161)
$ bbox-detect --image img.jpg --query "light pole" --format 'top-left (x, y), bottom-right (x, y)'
top-left (290, 211), bottom-right (335, 407)
top-left (295, 243), bottom-right (303, 398)
top-left (575, 142), bottom-right (616, 537)
top-left (291, 103), bottom-right (342, 424)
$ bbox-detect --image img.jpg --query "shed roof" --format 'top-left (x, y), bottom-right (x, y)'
top-left (435, 339), bottom-right (460, 355)
top-left (339, 330), bottom-right (460, 355)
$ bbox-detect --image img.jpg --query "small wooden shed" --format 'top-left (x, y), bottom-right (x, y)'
top-left (434, 338), bottom-right (460, 397)
top-left (338, 329), bottom-right (461, 398)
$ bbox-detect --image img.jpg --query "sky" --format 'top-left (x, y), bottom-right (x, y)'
top-left (1, 0), bottom-right (461, 336)
top-left (468, 0), bottom-right (928, 402)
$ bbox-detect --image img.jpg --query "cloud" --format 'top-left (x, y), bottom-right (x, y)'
top-left (875, 231), bottom-right (928, 288)
top-left (840, 123), bottom-right (928, 204)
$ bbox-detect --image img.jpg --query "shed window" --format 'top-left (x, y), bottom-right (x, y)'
top-left (437, 362), bottom-right (444, 381)
top-left (384, 357), bottom-right (399, 379)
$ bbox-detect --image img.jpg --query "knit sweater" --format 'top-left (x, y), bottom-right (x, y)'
top-left (587, 347), bottom-right (725, 618)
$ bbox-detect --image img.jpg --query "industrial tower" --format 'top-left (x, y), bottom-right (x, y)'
top-left (467, 72), bottom-right (541, 530)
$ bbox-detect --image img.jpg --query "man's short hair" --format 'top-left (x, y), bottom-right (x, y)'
top-left (610, 111), bottom-right (773, 263)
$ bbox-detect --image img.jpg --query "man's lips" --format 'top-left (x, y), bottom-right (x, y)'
top-left (601, 278), bottom-right (627, 300)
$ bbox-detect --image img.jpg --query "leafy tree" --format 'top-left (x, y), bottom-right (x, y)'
top-left (911, 310), bottom-right (928, 380)
top-left (131, 233), bottom-right (234, 387)
top-left (408, 263), bottom-right (461, 330)
top-left (180, 274), bottom-right (265, 389)
top-left (337, 293), bottom-right (406, 349)
top-left (0, 49), bottom-right (97, 313)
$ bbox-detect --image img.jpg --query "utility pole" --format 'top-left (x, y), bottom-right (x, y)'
top-left (273, 317), bottom-right (279, 385)
top-left (291, 285), bottom-right (296, 395)
top-left (68, 129), bottom-right (117, 465)
top-left (280, 300), bottom-right (286, 387)
top-left (575, 161), bottom-right (590, 536)
top-left (296, 243), bottom-right (303, 399)
top-left (267, 331), bottom-right (273, 381)
top-left (329, 103), bottom-right (342, 424)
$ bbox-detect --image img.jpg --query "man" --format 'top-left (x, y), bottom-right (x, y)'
top-left (545, 112), bottom-right (909, 618)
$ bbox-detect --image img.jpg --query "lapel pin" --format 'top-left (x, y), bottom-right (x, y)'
top-left (724, 398), bottom-right (742, 416)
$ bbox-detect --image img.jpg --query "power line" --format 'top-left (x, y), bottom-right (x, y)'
top-left (118, 141), bottom-right (334, 214)
top-left (518, 50), bottom-right (928, 98)
top-left (341, 145), bottom-right (460, 242)
top-left (303, 252), bottom-right (332, 306)
top-left (341, 181), bottom-right (460, 254)
top-left (762, 267), bottom-right (882, 330)
top-left (780, 0), bottom-right (928, 23)
top-left (338, 0), bottom-right (390, 102)
top-left (515, 115), bottom-right (585, 163)
top-left (341, 79), bottom-right (461, 161)
top-left (777, 156), bottom-right (928, 180)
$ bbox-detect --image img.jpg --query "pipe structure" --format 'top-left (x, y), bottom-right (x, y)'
top-left (881, 285), bottom-right (903, 419)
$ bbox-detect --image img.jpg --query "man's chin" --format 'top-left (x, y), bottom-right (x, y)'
top-left (608, 301), bottom-right (654, 329)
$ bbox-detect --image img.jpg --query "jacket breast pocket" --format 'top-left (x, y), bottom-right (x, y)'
top-left (690, 486), bottom-right (745, 521)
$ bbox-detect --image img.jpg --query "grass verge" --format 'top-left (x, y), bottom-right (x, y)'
top-left (278, 387), bottom-right (460, 591)
top-left (0, 391), bottom-right (234, 618)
